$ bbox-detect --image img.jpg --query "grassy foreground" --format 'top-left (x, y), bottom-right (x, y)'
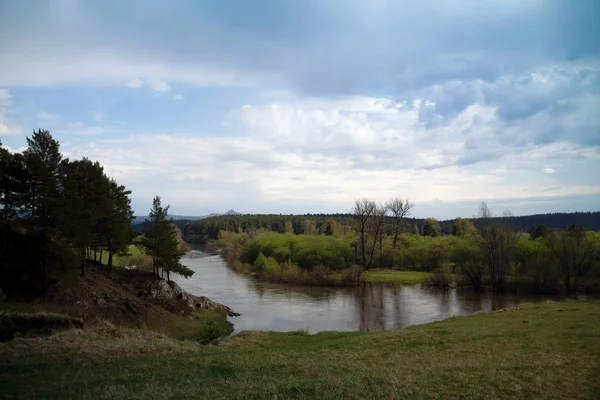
top-left (1, 300), bottom-right (599, 399)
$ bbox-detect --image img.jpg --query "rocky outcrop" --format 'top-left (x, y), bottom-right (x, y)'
top-left (143, 280), bottom-right (239, 317)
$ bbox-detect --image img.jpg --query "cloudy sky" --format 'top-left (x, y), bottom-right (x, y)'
top-left (1, 0), bottom-right (599, 219)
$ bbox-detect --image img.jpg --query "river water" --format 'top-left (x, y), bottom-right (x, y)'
top-left (173, 250), bottom-right (555, 334)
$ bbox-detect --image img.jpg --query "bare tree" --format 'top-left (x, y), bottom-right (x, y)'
top-left (386, 197), bottom-right (414, 248)
top-left (546, 225), bottom-right (594, 296)
top-left (353, 198), bottom-right (387, 269)
top-left (477, 203), bottom-right (517, 292)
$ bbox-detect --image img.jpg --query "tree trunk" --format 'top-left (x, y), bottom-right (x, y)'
top-left (81, 252), bottom-right (86, 277)
top-left (42, 253), bottom-right (47, 296)
top-left (107, 239), bottom-right (113, 272)
top-left (360, 223), bottom-right (367, 268)
top-left (392, 222), bottom-right (399, 248)
top-left (379, 232), bottom-right (383, 265)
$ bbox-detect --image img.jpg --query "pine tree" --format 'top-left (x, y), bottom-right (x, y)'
top-left (140, 196), bottom-right (193, 281)
top-left (103, 180), bottom-right (134, 272)
top-left (22, 130), bottom-right (64, 290)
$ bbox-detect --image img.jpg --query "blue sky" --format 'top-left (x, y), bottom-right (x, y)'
top-left (1, 0), bottom-right (599, 219)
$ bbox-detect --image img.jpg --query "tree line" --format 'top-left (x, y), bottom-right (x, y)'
top-left (0, 130), bottom-right (190, 297)
top-left (209, 197), bottom-right (600, 295)
top-left (182, 211), bottom-right (600, 245)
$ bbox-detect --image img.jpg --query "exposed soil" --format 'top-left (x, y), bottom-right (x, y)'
top-left (43, 261), bottom-right (237, 326)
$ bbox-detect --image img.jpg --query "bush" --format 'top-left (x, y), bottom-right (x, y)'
top-left (253, 252), bottom-right (267, 272)
top-left (197, 320), bottom-right (222, 345)
top-left (0, 312), bottom-right (83, 342)
top-left (340, 265), bottom-right (365, 285)
top-left (452, 237), bottom-right (484, 291)
top-left (262, 257), bottom-right (282, 281)
top-left (427, 264), bottom-right (454, 288)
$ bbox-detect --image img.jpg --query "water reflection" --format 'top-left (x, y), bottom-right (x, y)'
top-left (173, 250), bottom-right (557, 334)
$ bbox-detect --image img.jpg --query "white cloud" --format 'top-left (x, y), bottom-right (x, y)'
top-left (0, 88), bottom-right (23, 135)
top-left (0, 89), bottom-right (11, 105)
top-left (147, 78), bottom-right (171, 93)
top-left (55, 86), bottom-right (600, 215)
top-left (543, 167), bottom-right (556, 174)
top-left (68, 121), bottom-right (84, 128)
top-left (127, 77), bottom-right (173, 94)
top-left (172, 94), bottom-right (184, 100)
top-left (127, 78), bottom-right (143, 88)
top-left (59, 132), bottom-right (600, 216)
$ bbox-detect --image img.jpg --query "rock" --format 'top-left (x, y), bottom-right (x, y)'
top-left (145, 280), bottom-right (174, 301)
top-left (125, 302), bottom-right (138, 315)
top-left (142, 280), bottom-right (239, 318)
top-left (96, 298), bottom-right (108, 310)
top-left (194, 295), bottom-right (240, 317)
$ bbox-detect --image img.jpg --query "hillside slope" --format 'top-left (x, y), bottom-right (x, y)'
top-left (0, 300), bottom-right (598, 399)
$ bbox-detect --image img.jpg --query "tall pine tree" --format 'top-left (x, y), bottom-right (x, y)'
top-left (140, 196), bottom-right (192, 281)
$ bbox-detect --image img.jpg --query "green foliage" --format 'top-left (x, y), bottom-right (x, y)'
top-left (139, 196), bottom-right (191, 281)
top-left (452, 236), bottom-right (484, 290)
top-left (528, 224), bottom-right (552, 239)
top-left (423, 218), bottom-right (441, 237)
top-left (454, 217), bottom-right (478, 237)
top-left (197, 320), bottom-right (223, 345)
top-left (253, 252), bottom-right (267, 271)
top-left (427, 264), bottom-right (454, 287)
top-left (340, 265), bottom-right (365, 285)
top-left (262, 257), bottom-right (281, 280)
top-left (1, 130), bottom-right (135, 293)
top-left (217, 226), bottom-right (600, 293)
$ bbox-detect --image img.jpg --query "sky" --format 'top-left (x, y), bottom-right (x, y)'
top-left (1, 0), bottom-right (599, 219)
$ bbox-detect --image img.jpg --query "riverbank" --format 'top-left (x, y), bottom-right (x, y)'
top-left (1, 300), bottom-right (598, 399)
top-left (361, 269), bottom-right (431, 284)
top-left (1, 264), bottom-right (235, 341)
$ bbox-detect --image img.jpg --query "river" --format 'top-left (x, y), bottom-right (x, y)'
top-left (173, 250), bottom-right (555, 334)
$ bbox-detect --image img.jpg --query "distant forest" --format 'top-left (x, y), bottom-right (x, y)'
top-left (173, 211), bottom-right (600, 244)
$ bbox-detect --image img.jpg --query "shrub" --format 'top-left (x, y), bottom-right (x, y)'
top-left (427, 264), bottom-right (454, 288)
top-left (253, 252), bottom-right (267, 272)
top-left (341, 265), bottom-right (365, 285)
top-left (262, 257), bottom-right (282, 281)
top-left (197, 320), bottom-right (222, 345)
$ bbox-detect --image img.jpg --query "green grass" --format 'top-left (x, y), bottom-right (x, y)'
top-left (1, 300), bottom-right (599, 399)
top-left (144, 305), bottom-right (233, 341)
top-left (363, 269), bottom-right (432, 284)
top-left (329, 269), bottom-right (432, 285)
top-left (95, 245), bottom-right (150, 268)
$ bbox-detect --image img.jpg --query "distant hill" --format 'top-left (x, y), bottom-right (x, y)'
top-left (181, 211), bottom-right (600, 243)
top-left (132, 210), bottom-right (242, 225)
top-left (131, 210), bottom-right (243, 232)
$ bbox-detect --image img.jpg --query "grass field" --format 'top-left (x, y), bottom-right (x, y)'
top-left (1, 300), bottom-right (599, 399)
top-left (92, 245), bottom-right (152, 270)
top-left (363, 269), bottom-right (432, 284)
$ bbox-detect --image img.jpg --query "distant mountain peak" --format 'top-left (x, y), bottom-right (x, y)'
top-left (225, 209), bottom-right (242, 215)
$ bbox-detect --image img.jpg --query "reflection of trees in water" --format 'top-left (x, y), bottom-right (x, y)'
top-left (354, 284), bottom-right (405, 332)
top-left (249, 280), bottom-right (343, 302)
top-left (491, 294), bottom-right (508, 310)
